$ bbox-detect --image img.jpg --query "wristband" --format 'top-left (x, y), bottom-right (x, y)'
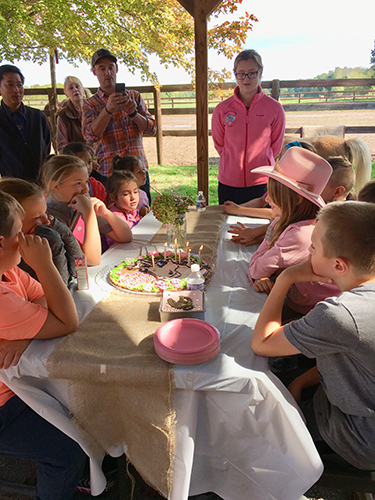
top-left (128, 108), bottom-right (138, 118)
top-left (104, 105), bottom-right (113, 115)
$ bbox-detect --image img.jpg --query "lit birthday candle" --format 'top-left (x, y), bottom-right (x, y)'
top-left (188, 248), bottom-right (191, 265)
top-left (199, 244), bottom-right (204, 264)
top-left (164, 242), bottom-right (167, 259)
top-left (174, 238), bottom-right (178, 259)
top-left (186, 240), bottom-right (189, 253)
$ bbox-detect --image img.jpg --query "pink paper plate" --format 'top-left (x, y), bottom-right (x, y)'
top-left (154, 318), bottom-right (220, 365)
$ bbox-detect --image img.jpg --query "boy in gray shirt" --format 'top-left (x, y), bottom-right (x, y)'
top-left (251, 201), bottom-right (375, 470)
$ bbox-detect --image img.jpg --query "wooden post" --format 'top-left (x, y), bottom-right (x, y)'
top-left (271, 79), bottom-right (280, 101)
top-left (49, 52), bottom-right (58, 153)
top-left (194, 5), bottom-right (209, 203)
top-left (153, 87), bottom-right (163, 165)
top-left (175, 0), bottom-right (222, 205)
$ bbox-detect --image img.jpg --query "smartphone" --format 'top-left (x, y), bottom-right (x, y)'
top-left (115, 83), bottom-right (126, 94)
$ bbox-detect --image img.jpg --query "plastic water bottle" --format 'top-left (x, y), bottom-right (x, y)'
top-left (196, 191), bottom-right (206, 212)
top-left (187, 264), bottom-right (205, 292)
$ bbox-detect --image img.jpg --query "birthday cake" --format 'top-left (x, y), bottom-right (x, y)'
top-left (109, 250), bottom-right (212, 293)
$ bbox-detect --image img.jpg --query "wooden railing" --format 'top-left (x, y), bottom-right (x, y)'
top-left (24, 78), bottom-right (375, 164)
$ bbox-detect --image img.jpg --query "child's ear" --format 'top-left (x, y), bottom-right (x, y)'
top-left (333, 186), bottom-right (346, 201)
top-left (334, 257), bottom-right (349, 276)
top-left (0, 235), bottom-right (4, 255)
top-left (50, 181), bottom-right (60, 194)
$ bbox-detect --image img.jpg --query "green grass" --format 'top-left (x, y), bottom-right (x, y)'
top-left (148, 162), bottom-right (375, 205)
top-left (149, 164), bottom-right (219, 205)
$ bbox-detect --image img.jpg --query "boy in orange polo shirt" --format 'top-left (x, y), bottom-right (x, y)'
top-left (0, 191), bottom-right (86, 499)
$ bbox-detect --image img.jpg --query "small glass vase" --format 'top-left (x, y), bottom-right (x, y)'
top-left (166, 214), bottom-right (187, 249)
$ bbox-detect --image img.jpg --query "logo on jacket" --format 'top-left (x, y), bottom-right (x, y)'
top-left (225, 113), bottom-right (236, 127)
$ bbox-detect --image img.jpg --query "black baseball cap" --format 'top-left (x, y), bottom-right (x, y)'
top-left (91, 49), bottom-right (117, 68)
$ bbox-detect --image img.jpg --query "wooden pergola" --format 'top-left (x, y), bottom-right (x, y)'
top-left (176, 0), bottom-right (223, 204)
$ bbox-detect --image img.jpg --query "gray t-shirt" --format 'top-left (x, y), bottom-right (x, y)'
top-left (47, 198), bottom-right (112, 235)
top-left (284, 283), bottom-right (375, 469)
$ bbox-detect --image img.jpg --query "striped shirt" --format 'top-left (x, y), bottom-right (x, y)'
top-left (82, 88), bottom-right (156, 177)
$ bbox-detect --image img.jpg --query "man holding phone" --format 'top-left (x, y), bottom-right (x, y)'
top-left (82, 49), bottom-right (156, 198)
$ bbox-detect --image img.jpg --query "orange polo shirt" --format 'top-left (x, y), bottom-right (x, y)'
top-left (0, 267), bottom-right (47, 406)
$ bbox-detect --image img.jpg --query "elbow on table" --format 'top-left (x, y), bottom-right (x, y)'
top-left (251, 337), bottom-right (268, 357)
top-left (66, 315), bottom-right (79, 334)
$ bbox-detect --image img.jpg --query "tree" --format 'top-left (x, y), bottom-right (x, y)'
top-left (371, 40), bottom-right (375, 76)
top-left (0, 0), bottom-right (257, 84)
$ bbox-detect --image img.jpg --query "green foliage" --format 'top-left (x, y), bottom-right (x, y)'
top-left (0, 0), bottom-right (257, 84)
top-left (279, 66), bottom-right (375, 98)
top-left (152, 192), bottom-right (194, 223)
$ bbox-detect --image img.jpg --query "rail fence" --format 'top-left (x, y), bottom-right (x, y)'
top-left (25, 78), bottom-right (375, 163)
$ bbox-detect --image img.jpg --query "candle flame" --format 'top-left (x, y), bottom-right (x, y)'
top-left (199, 244), bottom-right (204, 251)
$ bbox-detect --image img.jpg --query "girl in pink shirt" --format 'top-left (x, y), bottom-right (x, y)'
top-left (248, 147), bottom-right (340, 315)
top-left (105, 170), bottom-right (145, 248)
top-left (112, 154), bottom-right (150, 216)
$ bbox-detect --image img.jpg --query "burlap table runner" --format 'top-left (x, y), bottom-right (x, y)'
top-left (46, 205), bottom-right (225, 498)
top-left (47, 290), bottom-right (174, 498)
top-left (150, 205), bottom-right (225, 265)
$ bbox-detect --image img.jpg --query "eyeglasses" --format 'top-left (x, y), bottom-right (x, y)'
top-left (234, 70), bottom-right (260, 80)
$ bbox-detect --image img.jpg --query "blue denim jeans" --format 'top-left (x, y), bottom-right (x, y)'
top-left (0, 395), bottom-right (86, 500)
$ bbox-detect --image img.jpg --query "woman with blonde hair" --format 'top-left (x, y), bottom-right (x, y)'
top-left (57, 76), bottom-right (92, 152)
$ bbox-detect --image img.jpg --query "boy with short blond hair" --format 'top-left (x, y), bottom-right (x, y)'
top-left (252, 201), bottom-right (375, 470)
top-left (0, 191), bottom-right (86, 499)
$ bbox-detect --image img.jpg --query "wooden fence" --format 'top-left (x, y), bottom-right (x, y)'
top-left (25, 78), bottom-right (375, 163)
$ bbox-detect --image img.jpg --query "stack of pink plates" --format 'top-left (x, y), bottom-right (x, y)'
top-left (154, 318), bottom-right (220, 365)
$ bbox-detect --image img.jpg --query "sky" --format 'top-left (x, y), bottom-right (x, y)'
top-left (2, 0), bottom-right (375, 88)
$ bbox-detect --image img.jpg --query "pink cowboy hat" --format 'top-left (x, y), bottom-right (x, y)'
top-left (252, 147), bottom-right (333, 208)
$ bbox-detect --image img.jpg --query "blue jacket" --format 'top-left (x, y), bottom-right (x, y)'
top-left (0, 101), bottom-right (51, 181)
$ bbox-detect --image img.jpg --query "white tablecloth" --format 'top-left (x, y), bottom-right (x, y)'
top-left (0, 211), bottom-right (323, 500)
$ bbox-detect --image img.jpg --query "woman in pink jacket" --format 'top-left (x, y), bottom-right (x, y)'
top-left (212, 49), bottom-right (285, 205)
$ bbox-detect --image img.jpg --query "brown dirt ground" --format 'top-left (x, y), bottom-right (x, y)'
top-left (143, 109), bottom-right (375, 166)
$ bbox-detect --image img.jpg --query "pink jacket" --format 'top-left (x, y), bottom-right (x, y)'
top-left (105, 206), bottom-right (141, 248)
top-left (137, 189), bottom-right (149, 211)
top-left (249, 218), bottom-right (315, 280)
top-left (249, 218), bottom-right (340, 314)
top-left (212, 86), bottom-right (285, 188)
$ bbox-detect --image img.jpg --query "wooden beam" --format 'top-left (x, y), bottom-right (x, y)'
top-left (176, 0), bottom-right (222, 18)
top-left (153, 87), bottom-right (163, 165)
top-left (202, 0), bottom-right (223, 17)
top-left (175, 0), bottom-right (224, 204)
top-left (176, 0), bottom-right (195, 17)
top-left (194, 3), bottom-right (209, 202)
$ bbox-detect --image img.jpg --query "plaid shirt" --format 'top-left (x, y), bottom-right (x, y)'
top-left (82, 88), bottom-right (156, 177)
